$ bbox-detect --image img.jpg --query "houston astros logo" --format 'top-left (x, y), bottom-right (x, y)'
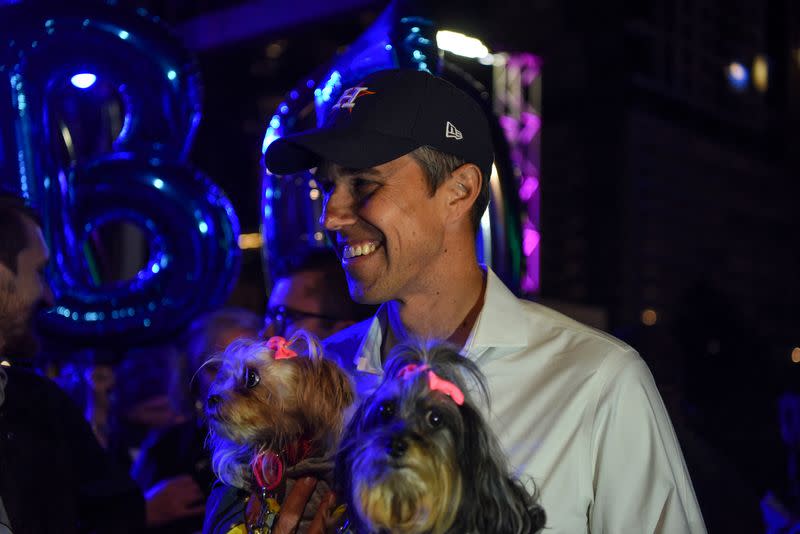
top-left (333, 86), bottom-right (376, 112)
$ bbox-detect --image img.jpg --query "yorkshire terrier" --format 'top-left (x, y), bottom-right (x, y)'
top-left (205, 333), bottom-right (355, 533)
top-left (335, 342), bottom-right (546, 534)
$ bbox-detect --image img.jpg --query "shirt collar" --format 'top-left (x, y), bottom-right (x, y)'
top-left (352, 267), bottom-right (528, 373)
top-left (464, 267), bottom-right (530, 352)
top-left (354, 304), bottom-right (388, 374)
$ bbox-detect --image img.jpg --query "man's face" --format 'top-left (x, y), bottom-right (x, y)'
top-left (0, 215), bottom-right (54, 356)
top-left (318, 155), bottom-right (448, 305)
top-left (265, 270), bottom-right (335, 338)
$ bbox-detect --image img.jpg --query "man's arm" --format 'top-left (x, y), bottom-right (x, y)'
top-left (589, 353), bottom-right (706, 533)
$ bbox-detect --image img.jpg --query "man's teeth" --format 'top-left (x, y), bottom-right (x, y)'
top-left (343, 243), bottom-right (378, 259)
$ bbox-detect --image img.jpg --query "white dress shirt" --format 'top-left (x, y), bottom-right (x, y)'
top-left (325, 268), bottom-right (707, 533)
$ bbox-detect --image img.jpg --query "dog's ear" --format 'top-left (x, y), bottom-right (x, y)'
top-left (296, 358), bottom-right (355, 446)
top-left (333, 400), bottom-right (370, 533)
top-left (455, 403), bottom-right (546, 534)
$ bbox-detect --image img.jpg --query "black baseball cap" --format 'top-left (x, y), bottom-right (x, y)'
top-left (264, 69), bottom-right (493, 179)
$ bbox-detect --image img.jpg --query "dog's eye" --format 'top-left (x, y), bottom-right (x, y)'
top-left (245, 368), bottom-right (260, 389)
top-left (426, 409), bottom-right (444, 428)
top-left (378, 401), bottom-right (395, 421)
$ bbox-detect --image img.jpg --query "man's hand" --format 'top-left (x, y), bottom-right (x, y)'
top-left (145, 474), bottom-right (206, 527)
top-left (273, 477), bottom-right (342, 534)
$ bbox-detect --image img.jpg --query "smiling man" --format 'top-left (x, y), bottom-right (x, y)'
top-left (206, 69), bottom-right (707, 533)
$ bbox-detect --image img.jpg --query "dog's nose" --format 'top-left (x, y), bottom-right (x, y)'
top-left (388, 436), bottom-right (408, 458)
top-left (207, 394), bottom-right (222, 408)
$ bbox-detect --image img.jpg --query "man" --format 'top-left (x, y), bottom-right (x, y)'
top-left (259, 68), bottom-right (707, 532)
top-left (0, 195), bottom-right (53, 362)
top-left (0, 194), bottom-right (210, 532)
top-left (0, 194), bottom-right (144, 533)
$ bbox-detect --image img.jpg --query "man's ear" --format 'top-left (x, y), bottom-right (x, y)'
top-left (442, 163), bottom-right (482, 226)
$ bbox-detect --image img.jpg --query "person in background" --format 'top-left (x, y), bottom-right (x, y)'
top-left (54, 349), bottom-right (118, 449)
top-left (0, 193), bottom-right (144, 533)
top-left (762, 367), bottom-right (800, 534)
top-left (132, 307), bottom-right (261, 534)
top-left (108, 344), bottom-right (188, 470)
top-left (0, 192), bottom-right (213, 532)
top-left (262, 248), bottom-right (376, 339)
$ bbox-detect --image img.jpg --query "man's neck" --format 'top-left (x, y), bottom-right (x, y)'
top-left (383, 261), bottom-right (486, 355)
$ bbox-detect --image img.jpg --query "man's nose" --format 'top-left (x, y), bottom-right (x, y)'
top-left (319, 185), bottom-right (357, 231)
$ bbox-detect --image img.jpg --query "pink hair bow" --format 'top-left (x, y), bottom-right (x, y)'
top-left (396, 363), bottom-right (428, 379)
top-left (427, 370), bottom-right (465, 405)
top-left (267, 336), bottom-right (297, 360)
top-left (396, 363), bottom-right (465, 406)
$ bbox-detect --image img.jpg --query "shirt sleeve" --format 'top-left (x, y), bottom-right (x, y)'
top-left (589, 352), bottom-right (707, 533)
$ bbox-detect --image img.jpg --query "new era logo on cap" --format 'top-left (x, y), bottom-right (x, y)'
top-left (446, 121), bottom-right (463, 140)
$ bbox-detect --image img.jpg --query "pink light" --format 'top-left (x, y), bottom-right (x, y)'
top-left (523, 227), bottom-right (540, 257)
top-left (522, 274), bottom-right (535, 292)
top-left (499, 115), bottom-right (518, 142)
top-left (507, 53), bottom-right (543, 82)
top-left (518, 112), bottom-right (541, 144)
top-left (519, 176), bottom-right (539, 201)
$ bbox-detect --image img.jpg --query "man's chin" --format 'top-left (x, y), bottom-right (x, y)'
top-left (347, 282), bottom-right (384, 306)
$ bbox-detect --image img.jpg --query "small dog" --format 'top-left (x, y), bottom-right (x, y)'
top-left (336, 342), bottom-right (546, 534)
top-left (205, 333), bottom-right (354, 533)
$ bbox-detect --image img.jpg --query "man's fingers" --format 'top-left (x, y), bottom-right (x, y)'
top-left (307, 491), bottom-right (337, 534)
top-left (273, 477), bottom-right (318, 534)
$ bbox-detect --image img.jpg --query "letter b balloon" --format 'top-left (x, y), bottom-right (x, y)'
top-left (0, 2), bottom-right (240, 345)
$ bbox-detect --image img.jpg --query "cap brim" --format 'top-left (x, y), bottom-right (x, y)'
top-left (264, 127), bottom-right (422, 175)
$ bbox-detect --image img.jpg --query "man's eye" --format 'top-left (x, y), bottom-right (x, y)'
top-left (353, 178), bottom-right (377, 193)
top-left (245, 368), bottom-right (260, 389)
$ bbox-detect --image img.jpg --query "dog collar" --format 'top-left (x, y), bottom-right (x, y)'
top-left (252, 450), bottom-right (283, 492)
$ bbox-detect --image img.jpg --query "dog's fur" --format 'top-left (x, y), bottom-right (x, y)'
top-left (205, 332), bottom-right (354, 529)
top-left (336, 342), bottom-right (546, 534)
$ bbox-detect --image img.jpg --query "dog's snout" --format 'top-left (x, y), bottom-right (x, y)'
top-left (207, 394), bottom-right (222, 409)
top-left (388, 436), bottom-right (408, 458)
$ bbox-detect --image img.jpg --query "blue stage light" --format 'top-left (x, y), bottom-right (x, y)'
top-left (70, 72), bottom-right (97, 89)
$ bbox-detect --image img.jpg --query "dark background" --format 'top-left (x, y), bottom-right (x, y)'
top-left (117, 0), bottom-right (800, 528)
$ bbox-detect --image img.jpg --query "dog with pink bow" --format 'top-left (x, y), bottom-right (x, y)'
top-left (335, 341), bottom-right (546, 534)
